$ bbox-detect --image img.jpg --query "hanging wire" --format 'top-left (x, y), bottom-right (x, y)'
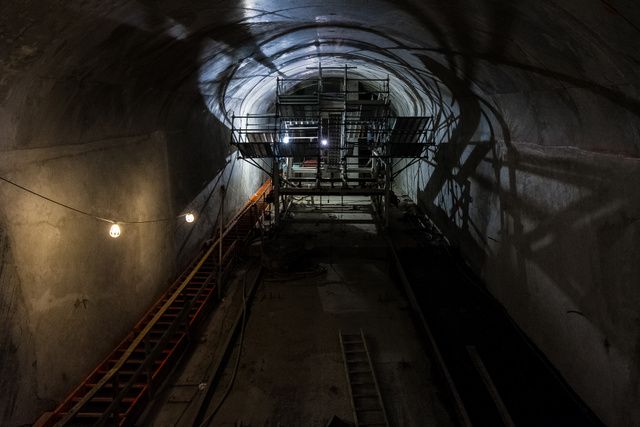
top-left (0, 175), bottom-right (180, 225)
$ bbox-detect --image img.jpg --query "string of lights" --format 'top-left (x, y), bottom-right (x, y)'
top-left (0, 175), bottom-right (196, 238)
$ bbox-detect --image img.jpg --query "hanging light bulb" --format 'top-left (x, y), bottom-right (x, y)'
top-left (321, 138), bottom-right (328, 146)
top-left (283, 135), bottom-right (290, 144)
top-left (185, 212), bottom-right (195, 223)
top-left (109, 223), bottom-right (121, 238)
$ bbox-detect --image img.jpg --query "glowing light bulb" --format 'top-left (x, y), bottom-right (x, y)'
top-left (185, 213), bottom-right (195, 223)
top-left (283, 135), bottom-right (290, 144)
top-left (321, 138), bottom-right (328, 146)
top-left (109, 223), bottom-right (121, 238)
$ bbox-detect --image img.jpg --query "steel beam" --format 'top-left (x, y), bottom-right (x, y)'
top-left (280, 187), bottom-right (385, 196)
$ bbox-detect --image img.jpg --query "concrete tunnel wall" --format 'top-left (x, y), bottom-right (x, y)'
top-left (0, 2), bottom-right (264, 425)
top-left (1, 1), bottom-right (640, 426)
top-left (392, 4), bottom-right (640, 426)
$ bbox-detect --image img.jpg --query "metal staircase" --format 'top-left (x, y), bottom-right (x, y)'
top-left (39, 181), bottom-right (272, 426)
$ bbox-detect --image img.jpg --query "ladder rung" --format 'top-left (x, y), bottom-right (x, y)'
top-left (340, 330), bottom-right (389, 427)
top-left (348, 368), bottom-right (373, 374)
top-left (356, 406), bottom-right (384, 417)
top-left (86, 383), bottom-right (145, 389)
top-left (353, 393), bottom-right (379, 398)
top-left (355, 405), bottom-right (383, 412)
top-left (72, 396), bottom-right (135, 404)
top-left (67, 411), bottom-right (127, 418)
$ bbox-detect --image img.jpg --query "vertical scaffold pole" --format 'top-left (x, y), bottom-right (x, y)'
top-left (272, 157), bottom-right (280, 225)
top-left (218, 185), bottom-right (226, 299)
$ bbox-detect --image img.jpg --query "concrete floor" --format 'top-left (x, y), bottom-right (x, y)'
top-left (145, 197), bottom-right (453, 426)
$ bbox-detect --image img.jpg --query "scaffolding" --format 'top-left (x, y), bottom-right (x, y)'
top-left (231, 65), bottom-right (433, 226)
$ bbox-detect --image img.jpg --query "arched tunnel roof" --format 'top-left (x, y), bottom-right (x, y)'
top-left (2, 1), bottom-right (639, 155)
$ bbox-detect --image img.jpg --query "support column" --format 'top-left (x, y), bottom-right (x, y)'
top-left (384, 158), bottom-right (391, 228)
top-left (272, 157), bottom-right (280, 225)
top-left (218, 185), bottom-right (226, 299)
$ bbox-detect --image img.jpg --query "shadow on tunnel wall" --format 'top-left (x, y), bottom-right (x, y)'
top-left (400, 10), bottom-right (640, 422)
top-left (34, 2), bottom-right (279, 260)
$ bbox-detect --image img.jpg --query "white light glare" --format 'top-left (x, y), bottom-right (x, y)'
top-left (109, 223), bottom-right (121, 238)
top-left (185, 213), bottom-right (195, 223)
top-left (321, 138), bottom-right (328, 146)
top-left (283, 135), bottom-right (290, 144)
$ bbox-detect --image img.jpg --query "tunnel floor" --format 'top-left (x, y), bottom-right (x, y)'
top-left (140, 196), bottom-right (604, 427)
top-left (143, 197), bottom-right (453, 426)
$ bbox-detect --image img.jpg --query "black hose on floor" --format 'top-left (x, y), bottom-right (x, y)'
top-left (197, 276), bottom-right (248, 427)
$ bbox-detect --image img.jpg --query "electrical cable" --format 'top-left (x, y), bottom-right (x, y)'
top-left (0, 175), bottom-right (114, 223)
top-left (169, 279), bottom-right (236, 427)
top-left (176, 158), bottom-right (234, 257)
top-left (0, 175), bottom-right (182, 224)
top-left (168, 158), bottom-right (248, 426)
top-left (169, 265), bottom-right (244, 427)
top-left (198, 275), bottom-right (248, 427)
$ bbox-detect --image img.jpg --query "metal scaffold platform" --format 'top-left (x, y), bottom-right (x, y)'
top-left (230, 65), bottom-right (434, 226)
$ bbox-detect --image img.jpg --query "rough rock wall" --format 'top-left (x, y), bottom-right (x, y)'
top-left (395, 57), bottom-right (640, 427)
top-left (392, 2), bottom-right (640, 424)
top-left (0, 4), bottom-right (263, 425)
top-left (0, 134), bottom-right (176, 425)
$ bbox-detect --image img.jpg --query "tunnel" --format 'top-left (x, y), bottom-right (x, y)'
top-left (1, 1), bottom-right (639, 426)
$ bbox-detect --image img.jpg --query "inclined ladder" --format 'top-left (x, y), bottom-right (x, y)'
top-left (339, 330), bottom-right (390, 427)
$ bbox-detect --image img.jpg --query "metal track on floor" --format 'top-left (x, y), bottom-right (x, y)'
top-left (339, 330), bottom-right (390, 427)
top-left (386, 237), bottom-right (473, 427)
top-left (41, 181), bottom-right (272, 427)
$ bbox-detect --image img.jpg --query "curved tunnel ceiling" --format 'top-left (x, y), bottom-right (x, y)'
top-left (195, 3), bottom-right (460, 120)
top-left (4, 0), bottom-right (639, 156)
